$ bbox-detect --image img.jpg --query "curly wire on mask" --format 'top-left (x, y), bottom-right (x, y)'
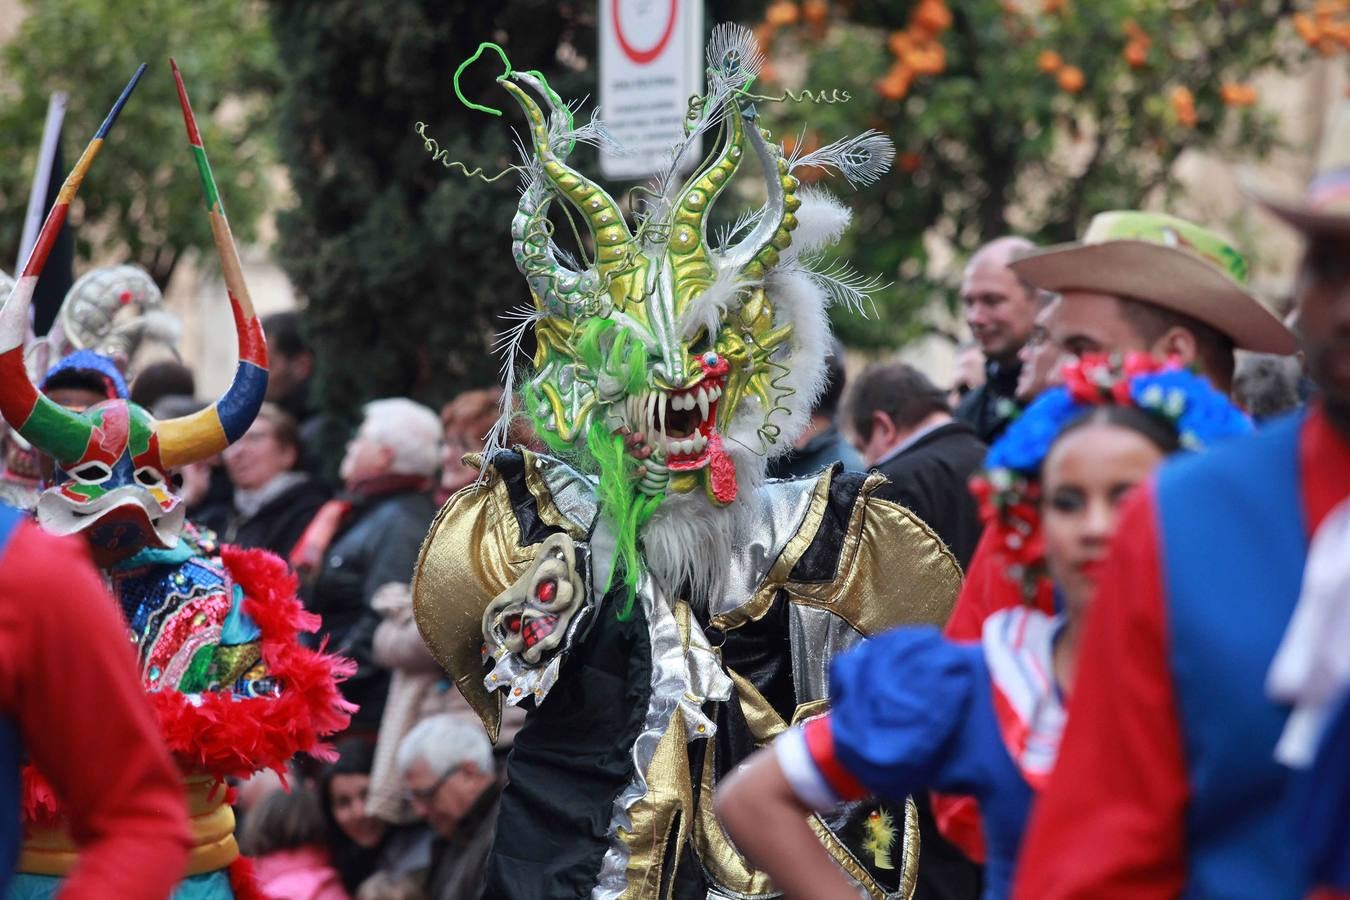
top-left (414, 122), bottom-right (523, 182)
top-left (739, 328), bottom-right (795, 451)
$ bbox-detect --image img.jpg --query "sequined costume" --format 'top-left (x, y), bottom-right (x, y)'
top-left (0, 65), bottom-right (352, 900)
top-left (413, 29), bottom-right (961, 899)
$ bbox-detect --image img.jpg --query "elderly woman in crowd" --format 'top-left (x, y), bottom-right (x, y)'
top-left (221, 401), bottom-right (330, 557)
top-left (294, 398), bottom-right (443, 733)
top-left (363, 388), bottom-right (527, 828)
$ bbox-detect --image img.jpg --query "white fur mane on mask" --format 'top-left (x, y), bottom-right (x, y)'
top-left (638, 188), bottom-right (861, 607)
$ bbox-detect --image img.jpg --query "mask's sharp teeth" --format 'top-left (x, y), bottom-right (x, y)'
top-left (696, 387), bottom-right (709, 423)
top-left (647, 392), bottom-right (658, 436)
top-left (693, 432), bottom-right (707, 453)
top-left (658, 394), bottom-right (668, 445)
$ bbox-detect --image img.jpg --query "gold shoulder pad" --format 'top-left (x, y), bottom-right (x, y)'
top-left (785, 471), bottom-right (961, 636)
top-left (716, 469), bottom-right (960, 637)
top-left (412, 454), bottom-right (543, 740)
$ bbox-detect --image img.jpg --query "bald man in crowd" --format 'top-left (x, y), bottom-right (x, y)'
top-left (957, 237), bottom-right (1047, 441)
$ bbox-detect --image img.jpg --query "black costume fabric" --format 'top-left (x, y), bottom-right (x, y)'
top-left (477, 462), bottom-right (913, 899)
top-left (872, 421), bottom-right (987, 569)
top-left (485, 588), bottom-right (653, 899)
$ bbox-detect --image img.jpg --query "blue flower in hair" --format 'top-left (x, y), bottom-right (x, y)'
top-left (987, 354), bottom-right (1251, 478)
top-left (971, 354), bottom-right (1253, 604)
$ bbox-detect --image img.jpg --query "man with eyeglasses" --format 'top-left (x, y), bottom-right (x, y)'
top-left (1013, 298), bottom-right (1067, 405)
top-left (397, 715), bottom-right (501, 900)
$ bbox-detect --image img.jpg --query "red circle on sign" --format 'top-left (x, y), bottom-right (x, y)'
top-left (612, 0), bottom-right (678, 65)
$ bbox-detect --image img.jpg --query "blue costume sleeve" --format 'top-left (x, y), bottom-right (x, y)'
top-left (826, 626), bottom-right (977, 801)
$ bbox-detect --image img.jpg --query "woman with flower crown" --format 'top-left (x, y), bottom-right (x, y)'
top-left (715, 355), bottom-right (1252, 900)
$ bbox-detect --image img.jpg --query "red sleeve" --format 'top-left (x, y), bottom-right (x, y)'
top-left (943, 528), bottom-right (1039, 642)
top-left (0, 524), bottom-right (190, 898)
top-left (1011, 485), bottom-right (1188, 898)
top-left (804, 715), bottom-right (869, 802)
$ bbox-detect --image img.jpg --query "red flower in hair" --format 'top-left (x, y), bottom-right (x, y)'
top-left (1063, 355), bottom-right (1107, 403)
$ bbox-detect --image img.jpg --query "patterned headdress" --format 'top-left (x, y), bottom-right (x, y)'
top-left (0, 63), bottom-right (267, 562)
top-left (971, 354), bottom-right (1252, 604)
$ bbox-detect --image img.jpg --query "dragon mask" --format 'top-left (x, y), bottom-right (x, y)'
top-left (468, 26), bottom-right (891, 504)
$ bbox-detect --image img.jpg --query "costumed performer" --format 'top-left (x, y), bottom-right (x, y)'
top-left (3, 62), bottom-right (353, 900)
top-left (1013, 104), bottom-right (1350, 900)
top-left (412, 26), bottom-right (961, 899)
top-left (715, 355), bottom-right (1251, 900)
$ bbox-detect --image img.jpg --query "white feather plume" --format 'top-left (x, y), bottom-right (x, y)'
top-left (480, 305), bottom-right (543, 469)
top-left (706, 23), bottom-right (764, 98)
top-left (780, 187), bottom-right (851, 262)
top-left (791, 130), bottom-right (896, 187)
top-left (679, 265), bottom-right (754, 340)
top-left (798, 256), bottom-right (886, 317)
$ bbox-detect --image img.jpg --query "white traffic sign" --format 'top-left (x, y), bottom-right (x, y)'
top-left (598, 0), bottom-right (704, 179)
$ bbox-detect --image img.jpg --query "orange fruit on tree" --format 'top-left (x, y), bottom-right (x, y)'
top-left (765, 0), bottom-right (799, 27)
top-left (1057, 64), bottom-right (1085, 93)
top-left (1124, 40), bottom-right (1149, 68)
top-left (1220, 82), bottom-right (1258, 107)
top-left (908, 39), bottom-right (947, 75)
top-left (913, 0), bottom-right (953, 36)
top-left (1037, 49), bottom-right (1063, 72)
top-left (889, 29), bottom-right (917, 58)
top-left (1293, 12), bottom-right (1322, 46)
top-left (802, 0), bottom-right (829, 27)
top-left (1171, 86), bottom-right (1197, 127)
top-left (877, 62), bottom-right (915, 100)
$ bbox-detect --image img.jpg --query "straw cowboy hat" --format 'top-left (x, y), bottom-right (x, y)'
top-left (1010, 210), bottom-right (1298, 355)
top-left (1247, 101), bottom-right (1350, 239)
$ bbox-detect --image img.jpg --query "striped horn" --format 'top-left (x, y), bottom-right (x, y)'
top-left (0, 66), bottom-right (144, 464)
top-left (666, 97), bottom-right (747, 306)
top-left (157, 59), bottom-right (268, 469)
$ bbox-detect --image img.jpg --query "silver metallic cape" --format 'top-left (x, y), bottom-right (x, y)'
top-left (592, 476), bottom-right (829, 900)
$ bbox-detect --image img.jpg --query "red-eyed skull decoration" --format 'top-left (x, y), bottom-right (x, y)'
top-left (483, 533), bottom-right (586, 676)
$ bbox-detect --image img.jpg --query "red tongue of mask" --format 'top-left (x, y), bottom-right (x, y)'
top-left (706, 434), bottom-right (737, 504)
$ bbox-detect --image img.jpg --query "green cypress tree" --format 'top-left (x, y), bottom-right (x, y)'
top-left (268, 1), bottom-right (601, 452)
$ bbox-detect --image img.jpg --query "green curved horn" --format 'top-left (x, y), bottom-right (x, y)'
top-left (666, 99), bottom-right (748, 306)
top-left (720, 120), bottom-right (800, 280)
top-left (499, 74), bottom-right (634, 277)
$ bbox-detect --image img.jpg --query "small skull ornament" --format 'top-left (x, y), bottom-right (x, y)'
top-left (482, 533), bottom-right (586, 666)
